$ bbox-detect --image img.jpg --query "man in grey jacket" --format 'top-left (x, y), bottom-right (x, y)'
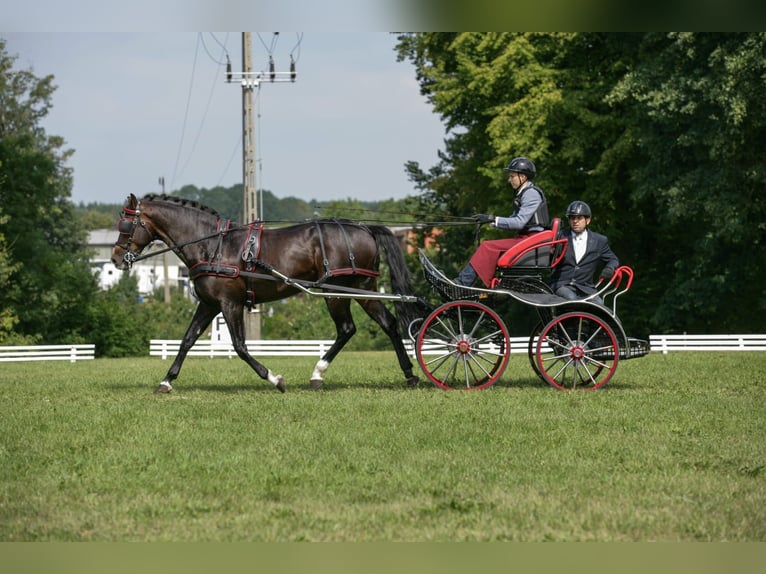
top-left (550, 201), bottom-right (619, 304)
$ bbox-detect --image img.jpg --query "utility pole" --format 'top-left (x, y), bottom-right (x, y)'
top-left (227, 32), bottom-right (297, 341)
top-left (241, 33), bottom-right (260, 341)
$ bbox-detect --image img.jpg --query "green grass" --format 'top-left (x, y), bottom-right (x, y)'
top-left (1, 351), bottom-right (764, 541)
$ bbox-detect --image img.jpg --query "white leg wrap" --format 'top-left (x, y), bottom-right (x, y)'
top-left (159, 380), bottom-right (173, 391)
top-left (267, 370), bottom-right (282, 387)
top-left (311, 359), bottom-right (330, 381)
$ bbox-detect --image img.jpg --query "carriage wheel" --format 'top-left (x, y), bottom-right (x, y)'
top-left (416, 300), bottom-right (510, 390)
top-left (529, 319), bottom-right (605, 383)
top-left (535, 311), bottom-right (619, 390)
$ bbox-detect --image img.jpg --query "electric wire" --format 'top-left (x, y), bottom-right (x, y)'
top-left (169, 35), bottom-right (200, 191)
top-left (199, 32), bottom-right (229, 65)
top-left (290, 33), bottom-right (303, 62)
top-left (176, 33), bottom-right (228, 184)
top-left (215, 133), bottom-right (242, 188)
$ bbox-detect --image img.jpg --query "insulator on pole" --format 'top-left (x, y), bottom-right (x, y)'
top-left (290, 56), bottom-right (296, 82)
top-left (226, 56), bottom-right (232, 82)
top-left (269, 56), bottom-right (275, 82)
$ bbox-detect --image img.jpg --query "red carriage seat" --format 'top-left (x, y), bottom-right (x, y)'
top-left (496, 217), bottom-right (568, 270)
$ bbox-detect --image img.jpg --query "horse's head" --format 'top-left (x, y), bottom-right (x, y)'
top-left (111, 194), bottom-right (157, 270)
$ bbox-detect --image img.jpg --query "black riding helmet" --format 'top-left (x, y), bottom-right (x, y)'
top-left (504, 156), bottom-right (536, 179)
top-left (566, 200), bottom-right (592, 218)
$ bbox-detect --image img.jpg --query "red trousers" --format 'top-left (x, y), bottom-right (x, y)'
top-left (469, 234), bottom-right (535, 287)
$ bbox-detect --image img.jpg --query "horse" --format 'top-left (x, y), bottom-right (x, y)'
top-left (111, 193), bottom-right (424, 393)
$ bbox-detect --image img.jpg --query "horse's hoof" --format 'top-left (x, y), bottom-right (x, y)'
top-left (154, 383), bottom-right (173, 394)
top-left (310, 378), bottom-right (324, 390)
top-left (406, 376), bottom-right (420, 388)
top-left (275, 377), bottom-right (286, 393)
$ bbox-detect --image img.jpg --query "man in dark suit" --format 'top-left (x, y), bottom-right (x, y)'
top-left (550, 201), bottom-right (619, 304)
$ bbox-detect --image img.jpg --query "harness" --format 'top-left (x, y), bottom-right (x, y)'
top-left (188, 218), bottom-right (247, 281)
top-left (187, 219), bottom-right (378, 309)
top-left (313, 219), bottom-right (380, 283)
top-left (115, 200), bottom-right (154, 266)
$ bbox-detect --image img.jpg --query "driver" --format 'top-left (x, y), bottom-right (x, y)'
top-left (454, 156), bottom-right (550, 287)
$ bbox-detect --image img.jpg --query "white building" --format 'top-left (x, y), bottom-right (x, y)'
top-left (88, 229), bottom-right (189, 296)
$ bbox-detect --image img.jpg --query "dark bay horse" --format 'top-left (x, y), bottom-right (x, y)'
top-left (111, 193), bottom-right (423, 393)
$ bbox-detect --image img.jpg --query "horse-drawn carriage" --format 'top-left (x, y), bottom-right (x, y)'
top-left (112, 194), bottom-right (648, 393)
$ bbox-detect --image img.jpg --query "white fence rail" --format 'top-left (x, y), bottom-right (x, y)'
top-left (149, 335), bottom-right (766, 360)
top-left (404, 337), bottom-right (534, 357)
top-left (150, 339), bottom-right (336, 360)
top-left (0, 344), bottom-right (95, 363)
top-left (649, 334), bottom-right (766, 354)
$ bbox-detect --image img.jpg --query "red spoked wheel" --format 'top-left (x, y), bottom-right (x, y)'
top-left (416, 301), bottom-right (510, 390)
top-left (535, 311), bottom-right (619, 390)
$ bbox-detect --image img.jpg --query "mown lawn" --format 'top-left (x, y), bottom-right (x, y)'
top-left (1, 351), bottom-right (764, 541)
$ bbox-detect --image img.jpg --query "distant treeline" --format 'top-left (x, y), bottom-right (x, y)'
top-left (76, 184), bottom-right (421, 229)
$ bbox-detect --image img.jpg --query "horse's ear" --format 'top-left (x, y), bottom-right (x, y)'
top-left (128, 193), bottom-right (138, 208)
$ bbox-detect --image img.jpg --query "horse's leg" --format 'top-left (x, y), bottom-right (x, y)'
top-left (221, 300), bottom-right (286, 393)
top-left (358, 299), bottom-right (420, 388)
top-left (155, 302), bottom-right (219, 393)
top-left (309, 298), bottom-right (357, 389)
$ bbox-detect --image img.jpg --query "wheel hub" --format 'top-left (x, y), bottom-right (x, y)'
top-left (456, 340), bottom-right (471, 354)
top-left (570, 345), bottom-right (586, 361)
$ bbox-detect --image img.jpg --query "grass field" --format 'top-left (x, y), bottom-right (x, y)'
top-left (1, 351), bottom-right (764, 541)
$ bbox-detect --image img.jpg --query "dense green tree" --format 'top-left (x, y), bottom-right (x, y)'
top-left (397, 33), bottom-right (765, 334)
top-left (605, 33), bottom-right (766, 332)
top-left (0, 39), bottom-right (99, 343)
top-left (0, 205), bottom-right (23, 342)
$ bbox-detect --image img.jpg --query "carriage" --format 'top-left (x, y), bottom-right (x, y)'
top-left (413, 217), bottom-right (649, 391)
top-left (112, 194), bottom-right (648, 393)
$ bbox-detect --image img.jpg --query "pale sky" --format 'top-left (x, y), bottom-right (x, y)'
top-left (3, 32), bottom-right (446, 206)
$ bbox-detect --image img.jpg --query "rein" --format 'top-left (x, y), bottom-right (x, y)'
top-left (117, 200), bottom-right (480, 269)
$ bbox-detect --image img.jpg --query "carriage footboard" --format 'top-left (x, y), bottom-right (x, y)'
top-left (623, 337), bottom-right (650, 360)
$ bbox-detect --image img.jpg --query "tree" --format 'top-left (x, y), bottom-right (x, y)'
top-left (0, 39), bottom-right (99, 343)
top-left (0, 205), bottom-right (22, 343)
top-left (397, 33), bottom-right (766, 334)
top-left (605, 33), bottom-right (766, 332)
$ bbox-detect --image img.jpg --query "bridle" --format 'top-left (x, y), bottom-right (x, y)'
top-left (114, 199), bottom-right (231, 269)
top-left (114, 200), bottom-right (155, 269)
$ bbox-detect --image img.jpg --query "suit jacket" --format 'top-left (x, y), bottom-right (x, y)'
top-left (550, 229), bottom-right (620, 295)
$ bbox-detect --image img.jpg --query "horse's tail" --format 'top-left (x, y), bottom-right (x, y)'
top-left (368, 225), bottom-right (428, 335)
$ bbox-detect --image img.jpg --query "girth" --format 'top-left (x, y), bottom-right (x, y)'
top-left (314, 218), bottom-right (359, 282)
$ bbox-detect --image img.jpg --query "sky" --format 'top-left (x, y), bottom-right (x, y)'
top-left (3, 32), bottom-right (447, 207)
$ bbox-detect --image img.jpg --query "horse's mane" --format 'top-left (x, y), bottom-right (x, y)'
top-left (142, 194), bottom-right (222, 218)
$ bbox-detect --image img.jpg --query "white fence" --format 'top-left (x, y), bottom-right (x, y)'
top-left (3, 335), bottom-right (763, 364)
top-left (0, 344), bottom-right (95, 363)
top-left (149, 335), bottom-right (766, 360)
top-left (649, 334), bottom-right (766, 354)
top-left (150, 339), bottom-right (336, 360)
top-left (404, 337), bottom-right (534, 357)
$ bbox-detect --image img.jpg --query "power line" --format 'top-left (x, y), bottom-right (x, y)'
top-left (176, 33), bottom-right (229, 183)
top-left (199, 32), bottom-right (229, 65)
top-left (169, 35), bottom-right (200, 191)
